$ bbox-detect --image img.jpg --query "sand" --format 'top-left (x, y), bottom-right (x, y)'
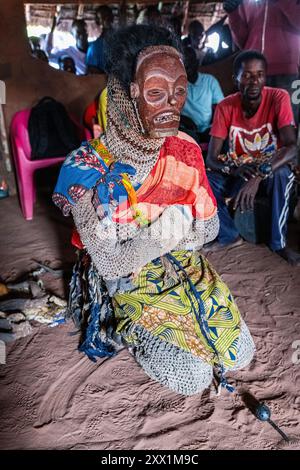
top-left (0, 193), bottom-right (300, 450)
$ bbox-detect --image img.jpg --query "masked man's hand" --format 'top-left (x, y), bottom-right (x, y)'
top-left (223, 0), bottom-right (243, 13)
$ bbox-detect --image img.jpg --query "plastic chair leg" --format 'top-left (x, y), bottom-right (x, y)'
top-left (18, 169), bottom-right (35, 220)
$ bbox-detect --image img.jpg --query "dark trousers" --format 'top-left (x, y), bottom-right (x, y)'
top-left (207, 165), bottom-right (295, 251)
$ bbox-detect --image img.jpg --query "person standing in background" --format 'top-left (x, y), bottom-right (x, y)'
top-left (86, 6), bottom-right (114, 74)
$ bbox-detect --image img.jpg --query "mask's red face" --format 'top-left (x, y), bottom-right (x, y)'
top-left (130, 50), bottom-right (187, 138)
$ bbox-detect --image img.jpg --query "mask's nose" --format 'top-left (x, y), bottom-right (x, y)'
top-left (168, 95), bottom-right (177, 106)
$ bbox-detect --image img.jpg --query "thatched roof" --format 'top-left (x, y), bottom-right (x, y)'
top-left (25, 2), bottom-right (224, 33)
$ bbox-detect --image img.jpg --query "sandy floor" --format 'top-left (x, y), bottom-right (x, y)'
top-left (0, 191), bottom-right (300, 450)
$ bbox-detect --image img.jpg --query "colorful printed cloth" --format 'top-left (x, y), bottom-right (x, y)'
top-left (53, 138), bottom-right (136, 217)
top-left (113, 250), bottom-right (240, 369)
top-left (54, 136), bottom-right (241, 374)
top-left (53, 136), bottom-right (217, 225)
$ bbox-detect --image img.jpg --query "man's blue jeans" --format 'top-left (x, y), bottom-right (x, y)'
top-left (207, 165), bottom-right (295, 251)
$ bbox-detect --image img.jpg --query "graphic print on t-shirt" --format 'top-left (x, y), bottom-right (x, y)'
top-left (229, 122), bottom-right (278, 163)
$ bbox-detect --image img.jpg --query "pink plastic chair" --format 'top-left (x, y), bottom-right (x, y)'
top-left (10, 108), bottom-right (91, 220)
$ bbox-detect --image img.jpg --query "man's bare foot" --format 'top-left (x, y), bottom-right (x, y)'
top-left (203, 236), bottom-right (243, 253)
top-left (274, 248), bottom-right (300, 266)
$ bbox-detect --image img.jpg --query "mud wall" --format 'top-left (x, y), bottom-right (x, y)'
top-left (0, 0), bottom-right (106, 193)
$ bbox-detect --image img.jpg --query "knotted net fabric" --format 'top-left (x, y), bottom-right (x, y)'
top-left (126, 320), bottom-right (254, 395)
top-left (72, 191), bottom-right (195, 280)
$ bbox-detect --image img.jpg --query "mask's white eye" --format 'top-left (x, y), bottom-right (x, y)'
top-left (147, 89), bottom-right (164, 97)
top-left (175, 87), bottom-right (186, 96)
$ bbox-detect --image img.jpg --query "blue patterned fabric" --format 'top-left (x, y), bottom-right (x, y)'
top-left (52, 141), bottom-right (136, 216)
top-left (68, 252), bottom-right (123, 361)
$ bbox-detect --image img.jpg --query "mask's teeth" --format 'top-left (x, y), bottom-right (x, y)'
top-left (155, 114), bottom-right (179, 124)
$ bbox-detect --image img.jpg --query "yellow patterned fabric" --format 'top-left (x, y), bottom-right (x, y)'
top-left (113, 250), bottom-right (241, 369)
top-left (97, 87), bottom-right (107, 132)
top-left (89, 139), bottom-right (113, 166)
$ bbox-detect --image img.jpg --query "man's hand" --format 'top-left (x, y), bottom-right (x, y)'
top-left (223, 0), bottom-right (243, 13)
top-left (232, 163), bottom-right (258, 181)
top-left (233, 176), bottom-right (262, 212)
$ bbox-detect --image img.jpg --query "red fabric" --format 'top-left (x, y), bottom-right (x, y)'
top-left (83, 100), bottom-right (98, 132)
top-left (156, 135), bottom-right (217, 210)
top-left (228, 0), bottom-right (300, 76)
top-left (113, 135), bottom-right (217, 224)
top-left (211, 87), bottom-right (295, 159)
top-left (71, 228), bottom-right (84, 249)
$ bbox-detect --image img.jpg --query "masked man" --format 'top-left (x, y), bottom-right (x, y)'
top-left (53, 25), bottom-right (255, 395)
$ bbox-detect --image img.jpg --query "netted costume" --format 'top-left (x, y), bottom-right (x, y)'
top-left (53, 73), bottom-right (255, 396)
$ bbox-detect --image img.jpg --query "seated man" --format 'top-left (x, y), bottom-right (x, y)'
top-left (58, 55), bottom-right (76, 74)
top-left (206, 50), bottom-right (299, 265)
top-left (182, 20), bottom-right (215, 66)
top-left (31, 49), bottom-right (48, 63)
top-left (181, 46), bottom-right (224, 143)
top-left (182, 20), bottom-right (206, 65)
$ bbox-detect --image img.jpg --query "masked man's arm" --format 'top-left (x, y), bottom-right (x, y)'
top-left (72, 191), bottom-right (193, 280)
